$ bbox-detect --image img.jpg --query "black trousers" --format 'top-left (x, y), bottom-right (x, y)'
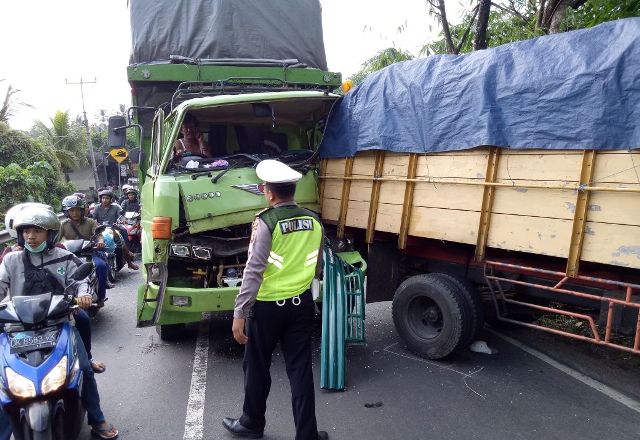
top-left (240, 290), bottom-right (319, 440)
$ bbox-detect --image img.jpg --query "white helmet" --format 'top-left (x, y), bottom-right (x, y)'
top-left (13, 205), bottom-right (61, 249)
top-left (4, 203), bottom-right (54, 239)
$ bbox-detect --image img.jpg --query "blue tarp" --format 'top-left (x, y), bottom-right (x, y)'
top-left (319, 19), bottom-right (640, 158)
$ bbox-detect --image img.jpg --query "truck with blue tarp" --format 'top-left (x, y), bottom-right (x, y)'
top-left (318, 18), bottom-right (640, 359)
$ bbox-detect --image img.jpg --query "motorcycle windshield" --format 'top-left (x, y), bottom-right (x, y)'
top-left (12, 293), bottom-right (52, 325)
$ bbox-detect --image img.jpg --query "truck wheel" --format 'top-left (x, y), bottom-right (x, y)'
top-left (156, 323), bottom-right (186, 341)
top-left (432, 273), bottom-right (484, 349)
top-left (392, 274), bottom-right (465, 359)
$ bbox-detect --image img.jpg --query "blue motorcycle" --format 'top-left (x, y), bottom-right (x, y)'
top-left (0, 263), bottom-right (93, 440)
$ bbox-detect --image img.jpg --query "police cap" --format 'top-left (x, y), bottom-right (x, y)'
top-left (256, 160), bottom-right (301, 184)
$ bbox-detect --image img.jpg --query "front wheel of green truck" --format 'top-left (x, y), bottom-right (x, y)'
top-left (156, 323), bottom-right (186, 341)
top-left (392, 274), bottom-right (466, 359)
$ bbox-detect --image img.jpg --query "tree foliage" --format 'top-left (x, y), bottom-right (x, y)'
top-left (423, 0), bottom-right (639, 56)
top-left (349, 48), bottom-right (414, 84)
top-left (32, 111), bottom-right (87, 173)
top-left (0, 80), bottom-right (32, 123)
top-left (0, 123), bottom-right (74, 217)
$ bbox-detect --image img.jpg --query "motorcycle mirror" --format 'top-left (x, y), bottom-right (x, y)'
top-left (72, 262), bottom-right (93, 281)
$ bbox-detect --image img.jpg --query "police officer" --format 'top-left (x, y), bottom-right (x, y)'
top-left (223, 160), bottom-right (328, 440)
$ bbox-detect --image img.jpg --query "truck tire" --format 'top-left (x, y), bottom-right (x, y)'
top-left (432, 273), bottom-right (484, 349)
top-left (156, 323), bottom-right (186, 341)
top-left (392, 274), bottom-right (465, 359)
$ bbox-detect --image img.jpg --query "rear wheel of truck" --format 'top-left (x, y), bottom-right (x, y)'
top-left (156, 323), bottom-right (186, 341)
top-left (392, 274), bottom-right (465, 359)
top-left (432, 273), bottom-right (485, 349)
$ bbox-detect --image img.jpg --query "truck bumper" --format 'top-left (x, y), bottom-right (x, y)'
top-left (136, 264), bottom-right (239, 326)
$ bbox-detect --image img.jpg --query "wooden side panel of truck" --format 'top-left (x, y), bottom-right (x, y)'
top-left (320, 148), bottom-right (640, 271)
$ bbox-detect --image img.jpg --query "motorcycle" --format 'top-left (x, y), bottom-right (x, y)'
top-left (94, 226), bottom-right (125, 284)
top-left (61, 239), bottom-right (102, 317)
top-left (0, 262), bottom-right (93, 440)
top-left (118, 211), bottom-right (141, 254)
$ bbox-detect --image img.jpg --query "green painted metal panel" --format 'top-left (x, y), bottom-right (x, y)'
top-left (128, 64), bottom-right (341, 87)
top-left (320, 247), bottom-right (366, 391)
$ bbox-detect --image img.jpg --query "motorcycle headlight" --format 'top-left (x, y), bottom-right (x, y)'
top-left (5, 367), bottom-right (36, 398)
top-left (41, 356), bottom-right (67, 395)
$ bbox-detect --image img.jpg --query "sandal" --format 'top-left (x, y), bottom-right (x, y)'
top-left (91, 360), bottom-right (107, 374)
top-left (91, 423), bottom-right (119, 439)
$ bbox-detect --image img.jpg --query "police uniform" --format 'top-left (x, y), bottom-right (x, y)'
top-left (230, 160), bottom-right (325, 440)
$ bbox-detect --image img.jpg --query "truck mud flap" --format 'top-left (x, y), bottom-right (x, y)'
top-left (137, 263), bottom-right (168, 327)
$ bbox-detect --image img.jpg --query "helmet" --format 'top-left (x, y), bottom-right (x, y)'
top-left (14, 205), bottom-right (61, 248)
top-left (98, 188), bottom-right (115, 199)
top-left (4, 203), bottom-right (54, 239)
top-left (62, 195), bottom-right (87, 214)
top-left (72, 192), bottom-right (86, 200)
top-left (125, 188), bottom-right (138, 196)
top-left (121, 184), bottom-right (132, 193)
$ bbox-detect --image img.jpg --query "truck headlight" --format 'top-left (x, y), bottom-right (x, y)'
top-left (6, 367), bottom-right (36, 398)
top-left (170, 244), bottom-right (191, 258)
top-left (42, 356), bottom-right (67, 395)
top-left (192, 246), bottom-right (212, 260)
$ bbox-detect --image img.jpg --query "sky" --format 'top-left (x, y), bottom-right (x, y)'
top-left (0, 1), bottom-right (464, 130)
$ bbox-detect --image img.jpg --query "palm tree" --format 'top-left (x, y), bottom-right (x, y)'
top-left (0, 79), bottom-right (33, 123)
top-left (33, 111), bottom-right (87, 173)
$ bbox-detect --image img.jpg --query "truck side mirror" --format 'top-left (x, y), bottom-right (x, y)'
top-left (108, 116), bottom-right (127, 148)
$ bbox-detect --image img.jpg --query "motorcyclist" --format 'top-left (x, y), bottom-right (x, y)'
top-left (1, 203), bottom-right (53, 264)
top-left (118, 185), bottom-right (132, 205)
top-left (92, 188), bottom-right (139, 271)
top-left (59, 195), bottom-right (111, 308)
top-left (119, 187), bottom-right (140, 214)
top-left (0, 205), bottom-right (119, 439)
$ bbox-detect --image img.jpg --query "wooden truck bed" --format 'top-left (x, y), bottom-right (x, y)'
top-left (319, 148), bottom-right (640, 273)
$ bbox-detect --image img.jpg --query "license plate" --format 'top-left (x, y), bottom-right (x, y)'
top-left (9, 328), bottom-right (59, 354)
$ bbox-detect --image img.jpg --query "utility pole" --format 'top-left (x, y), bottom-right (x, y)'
top-left (65, 77), bottom-right (100, 196)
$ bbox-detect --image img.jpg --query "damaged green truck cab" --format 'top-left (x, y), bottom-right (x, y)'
top-left (127, 63), bottom-right (342, 339)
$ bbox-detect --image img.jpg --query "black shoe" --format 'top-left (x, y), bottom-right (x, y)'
top-left (317, 431), bottom-right (329, 440)
top-left (222, 418), bottom-right (263, 438)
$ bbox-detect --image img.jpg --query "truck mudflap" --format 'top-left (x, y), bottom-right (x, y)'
top-left (137, 262), bottom-right (169, 327)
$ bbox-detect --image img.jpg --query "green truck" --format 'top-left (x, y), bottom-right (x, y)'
top-left (108, 0), bottom-right (357, 340)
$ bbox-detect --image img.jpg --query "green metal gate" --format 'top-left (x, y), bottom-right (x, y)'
top-left (320, 245), bottom-right (366, 391)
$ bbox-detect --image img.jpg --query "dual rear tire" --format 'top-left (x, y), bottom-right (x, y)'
top-left (392, 273), bottom-right (484, 359)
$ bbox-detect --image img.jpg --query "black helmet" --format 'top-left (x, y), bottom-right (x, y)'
top-left (62, 195), bottom-right (87, 214)
top-left (98, 188), bottom-right (115, 199)
top-left (14, 205), bottom-right (61, 249)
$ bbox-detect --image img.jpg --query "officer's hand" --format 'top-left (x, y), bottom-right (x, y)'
top-left (77, 295), bottom-right (92, 310)
top-left (232, 318), bottom-right (248, 344)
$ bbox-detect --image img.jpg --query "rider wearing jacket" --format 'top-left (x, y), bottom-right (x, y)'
top-left (119, 188), bottom-right (140, 214)
top-left (0, 205), bottom-right (119, 439)
top-left (59, 195), bottom-right (111, 307)
top-left (92, 188), bottom-right (139, 270)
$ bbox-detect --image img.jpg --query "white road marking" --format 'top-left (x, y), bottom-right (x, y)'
top-left (183, 317), bottom-right (211, 440)
top-left (384, 342), bottom-right (486, 399)
top-left (489, 329), bottom-right (640, 415)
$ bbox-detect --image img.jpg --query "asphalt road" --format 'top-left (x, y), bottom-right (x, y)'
top-left (76, 269), bottom-right (640, 440)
